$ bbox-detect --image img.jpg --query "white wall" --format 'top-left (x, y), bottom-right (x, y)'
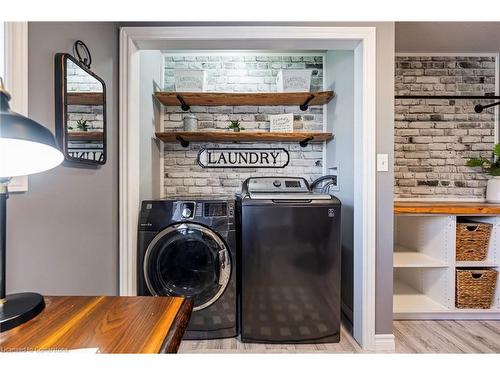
top-left (325, 50), bottom-right (355, 324)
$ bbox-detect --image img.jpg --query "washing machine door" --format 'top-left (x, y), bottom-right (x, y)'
top-left (143, 222), bottom-right (231, 311)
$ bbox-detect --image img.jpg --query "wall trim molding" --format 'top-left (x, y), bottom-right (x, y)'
top-left (119, 26), bottom-right (378, 350)
top-left (374, 334), bottom-right (396, 352)
top-left (4, 21), bottom-right (29, 192)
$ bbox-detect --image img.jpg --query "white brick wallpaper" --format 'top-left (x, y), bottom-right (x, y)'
top-left (395, 55), bottom-right (497, 199)
top-left (162, 53), bottom-right (326, 198)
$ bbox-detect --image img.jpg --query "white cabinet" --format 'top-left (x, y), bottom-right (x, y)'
top-left (394, 214), bottom-right (500, 319)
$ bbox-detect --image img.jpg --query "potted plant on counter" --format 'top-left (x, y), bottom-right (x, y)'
top-left (228, 120), bottom-right (245, 132)
top-left (466, 143), bottom-right (500, 202)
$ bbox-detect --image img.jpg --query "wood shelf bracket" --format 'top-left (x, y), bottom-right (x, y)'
top-left (176, 95), bottom-right (190, 111)
top-left (299, 136), bottom-right (314, 148)
top-left (299, 94), bottom-right (315, 111)
top-left (175, 135), bottom-right (190, 148)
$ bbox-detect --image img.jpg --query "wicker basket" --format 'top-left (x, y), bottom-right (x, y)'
top-left (456, 222), bottom-right (492, 261)
top-left (456, 269), bottom-right (498, 309)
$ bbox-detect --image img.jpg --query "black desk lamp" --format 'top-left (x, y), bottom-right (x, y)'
top-left (0, 78), bottom-right (63, 332)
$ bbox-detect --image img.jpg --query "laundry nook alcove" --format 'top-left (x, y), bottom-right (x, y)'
top-left (121, 26), bottom-right (380, 350)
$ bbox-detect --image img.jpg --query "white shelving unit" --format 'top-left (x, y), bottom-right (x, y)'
top-left (393, 279), bottom-right (449, 313)
top-left (394, 213), bottom-right (500, 320)
top-left (394, 249), bottom-right (448, 268)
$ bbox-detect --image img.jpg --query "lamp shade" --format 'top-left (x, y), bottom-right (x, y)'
top-left (0, 80), bottom-right (63, 177)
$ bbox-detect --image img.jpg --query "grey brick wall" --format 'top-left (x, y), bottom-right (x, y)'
top-left (395, 55), bottom-right (497, 199)
top-left (162, 53), bottom-right (325, 197)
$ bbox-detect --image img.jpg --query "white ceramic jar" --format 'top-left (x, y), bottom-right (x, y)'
top-left (486, 176), bottom-right (500, 203)
top-left (183, 114), bottom-right (197, 132)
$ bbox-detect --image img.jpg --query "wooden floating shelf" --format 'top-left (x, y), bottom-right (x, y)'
top-left (394, 201), bottom-right (500, 215)
top-left (67, 92), bottom-right (104, 106)
top-left (154, 91), bottom-right (335, 110)
top-left (68, 131), bottom-right (103, 141)
top-left (155, 131), bottom-right (333, 147)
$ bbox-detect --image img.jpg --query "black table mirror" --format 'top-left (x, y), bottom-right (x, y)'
top-left (55, 52), bottom-right (106, 165)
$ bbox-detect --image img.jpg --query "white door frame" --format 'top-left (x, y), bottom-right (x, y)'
top-left (119, 26), bottom-right (378, 350)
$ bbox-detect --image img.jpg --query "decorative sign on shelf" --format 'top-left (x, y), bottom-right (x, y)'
top-left (198, 148), bottom-right (290, 169)
top-left (276, 69), bottom-right (312, 92)
top-left (174, 69), bottom-right (206, 92)
top-left (269, 113), bottom-right (294, 133)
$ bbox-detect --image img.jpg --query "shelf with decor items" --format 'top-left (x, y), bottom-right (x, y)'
top-left (393, 204), bottom-right (500, 319)
top-left (155, 131), bottom-right (333, 148)
top-left (154, 91), bottom-right (335, 111)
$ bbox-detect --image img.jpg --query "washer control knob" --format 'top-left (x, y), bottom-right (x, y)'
top-left (181, 207), bottom-right (192, 218)
top-left (273, 180), bottom-right (282, 187)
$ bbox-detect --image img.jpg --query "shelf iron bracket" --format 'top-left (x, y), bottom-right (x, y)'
top-left (299, 95), bottom-right (315, 111)
top-left (299, 136), bottom-right (314, 148)
top-left (176, 95), bottom-right (190, 111)
top-left (176, 135), bottom-right (190, 148)
top-left (474, 101), bottom-right (500, 113)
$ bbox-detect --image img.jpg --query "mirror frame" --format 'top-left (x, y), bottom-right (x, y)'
top-left (54, 53), bottom-right (107, 165)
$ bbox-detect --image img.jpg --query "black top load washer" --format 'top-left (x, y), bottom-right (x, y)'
top-left (237, 177), bottom-right (341, 344)
top-left (137, 199), bottom-right (237, 340)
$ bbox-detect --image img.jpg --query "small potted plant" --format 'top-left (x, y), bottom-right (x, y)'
top-left (466, 143), bottom-right (500, 202)
top-left (228, 120), bottom-right (245, 132)
top-left (76, 119), bottom-right (89, 132)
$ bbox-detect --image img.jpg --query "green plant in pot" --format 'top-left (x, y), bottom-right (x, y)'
top-left (466, 143), bottom-right (500, 203)
top-left (76, 119), bottom-right (89, 132)
top-left (228, 120), bottom-right (245, 132)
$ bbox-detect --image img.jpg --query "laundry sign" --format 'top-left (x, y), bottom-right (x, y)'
top-left (198, 148), bottom-right (290, 168)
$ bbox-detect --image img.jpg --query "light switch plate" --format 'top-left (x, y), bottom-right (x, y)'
top-left (377, 154), bottom-right (389, 172)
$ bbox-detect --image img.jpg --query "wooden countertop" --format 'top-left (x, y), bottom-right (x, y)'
top-left (0, 296), bottom-right (193, 354)
top-left (395, 201), bottom-right (500, 215)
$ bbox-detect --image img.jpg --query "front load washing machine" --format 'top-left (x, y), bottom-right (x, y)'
top-left (137, 199), bottom-right (237, 340)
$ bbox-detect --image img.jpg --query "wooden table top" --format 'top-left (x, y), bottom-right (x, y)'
top-left (0, 296), bottom-right (193, 354)
top-left (394, 201), bottom-right (500, 215)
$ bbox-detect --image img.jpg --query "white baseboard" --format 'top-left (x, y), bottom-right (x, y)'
top-left (374, 334), bottom-right (395, 352)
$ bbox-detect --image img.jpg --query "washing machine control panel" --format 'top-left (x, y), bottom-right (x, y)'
top-left (139, 200), bottom-right (235, 231)
top-left (172, 201), bottom-right (233, 221)
top-left (247, 177), bottom-right (310, 193)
